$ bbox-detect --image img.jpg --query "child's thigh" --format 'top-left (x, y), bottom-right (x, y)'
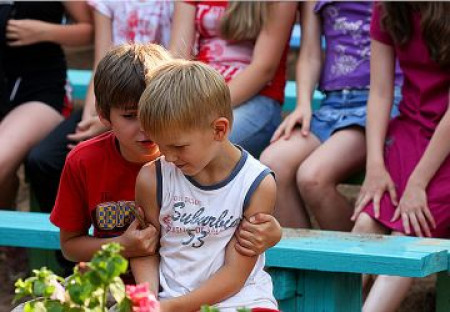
top-left (260, 129), bottom-right (320, 176)
top-left (229, 95), bottom-right (282, 156)
top-left (298, 127), bottom-right (366, 183)
top-left (0, 102), bottom-right (63, 170)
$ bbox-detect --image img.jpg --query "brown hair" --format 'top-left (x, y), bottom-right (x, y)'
top-left (219, 1), bottom-right (271, 41)
top-left (139, 60), bottom-right (232, 136)
top-left (94, 43), bottom-right (172, 120)
top-left (381, 2), bottom-right (450, 67)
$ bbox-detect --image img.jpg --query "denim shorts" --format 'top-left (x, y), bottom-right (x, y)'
top-left (310, 87), bottom-right (401, 142)
top-left (229, 95), bottom-right (282, 157)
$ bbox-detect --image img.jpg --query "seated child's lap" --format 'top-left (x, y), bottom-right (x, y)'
top-left (363, 117), bottom-right (450, 238)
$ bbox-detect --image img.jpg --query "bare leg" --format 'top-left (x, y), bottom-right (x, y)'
top-left (363, 231), bottom-right (414, 312)
top-left (260, 129), bottom-right (320, 228)
top-left (297, 128), bottom-right (366, 231)
top-left (0, 102), bottom-right (63, 207)
top-left (352, 213), bottom-right (389, 293)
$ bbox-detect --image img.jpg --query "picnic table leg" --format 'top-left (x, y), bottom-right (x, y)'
top-left (436, 271), bottom-right (450, 312)
top-left (296, 270), bottom-right (362, 312)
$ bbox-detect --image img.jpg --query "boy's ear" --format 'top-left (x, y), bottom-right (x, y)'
top-left (212, 117), bottom-right (230, 141)
top-left (97, 110), bottom-right (111, 128)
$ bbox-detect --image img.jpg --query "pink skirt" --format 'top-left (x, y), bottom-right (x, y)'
top-left (363, 117), bottom-right (450, 238)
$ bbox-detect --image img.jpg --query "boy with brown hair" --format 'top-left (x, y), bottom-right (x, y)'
top-left (50, 43), bottom-right (170, 269)
top-left (134, 60), bottom-right (280, 311)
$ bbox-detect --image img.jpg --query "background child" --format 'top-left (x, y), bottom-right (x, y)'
top-left (351, 3), bottom-right (450, 311)
top-left (170, 1), bottom-right (297, 157)
top-left (260, 1), bottom-right (402, 230)
top-left (0, 1), bottom-right (92, 208)
top-left (133, 60), bottom-right (279, 312)
top-left (50, 44), bottom-right (171, 275)
top-left (26, 0), bottom-right (173, 212)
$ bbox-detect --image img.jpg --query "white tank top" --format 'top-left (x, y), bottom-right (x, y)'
top-left (155, 149), bottom-right (277, 311)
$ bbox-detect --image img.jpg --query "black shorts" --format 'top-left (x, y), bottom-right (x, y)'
top-left (0, 68), bottom-right (66, 119)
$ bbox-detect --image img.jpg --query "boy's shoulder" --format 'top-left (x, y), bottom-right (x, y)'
top-left (66, 131), bottom-right (117, 166)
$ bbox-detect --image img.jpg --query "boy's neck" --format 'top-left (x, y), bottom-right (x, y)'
top-left (192, 141), bottom-right (242, 186)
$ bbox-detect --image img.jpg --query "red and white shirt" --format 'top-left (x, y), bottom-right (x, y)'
top-left (187, 1), bottom-right (290, 103)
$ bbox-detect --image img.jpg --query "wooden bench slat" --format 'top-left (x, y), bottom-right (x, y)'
top-left (266, 229), bottom-right (449, 277)
top-left (0, 211), bottom-right (60, 249)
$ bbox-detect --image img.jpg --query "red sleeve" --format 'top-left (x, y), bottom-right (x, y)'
top-left (370, 3), bottom-right (394, 46)
top-left (50, 151), bottom-right (91, 232)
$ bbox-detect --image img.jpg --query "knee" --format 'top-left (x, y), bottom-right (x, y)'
top-left (260, 147), bottom-right (295, 186)
top-left (352, 213), bottom-right (382, 234)
top-left (296, 164), bottom-right (330, 196)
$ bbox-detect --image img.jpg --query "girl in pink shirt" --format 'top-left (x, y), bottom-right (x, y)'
top-left (352, 3), bottom-right (450, 311)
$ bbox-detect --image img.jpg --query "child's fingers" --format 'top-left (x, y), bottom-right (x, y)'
top-left (391, 207), bottom-right (401, 222)
top-left (236, 228), bottom-right (254, 242)
top-left (373, 193), bottom-right (381, 219)
top-left (401, 213), bottom-right (411, 235)
top-left (416, 211), bottom-right (431, 237)
top-left (352, 195), bottom-right (369, 221)
top-left (388, 184), bottom-right (398, 206)
top-left (423, 206), bottom-right (436, 229)
top-left (300, 116), bottom-right (310, 136)
top-left (127, 218), bottom-right (139, 231)
top-left (248, 213), bottom-right (272, 224)
top-left (409, 213), bottom-right (423, 237)
top-left (234, 243), bottom-right (256, 257)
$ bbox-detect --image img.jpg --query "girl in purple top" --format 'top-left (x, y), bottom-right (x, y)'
top-left (351, 2), bottom-right (450, 311)
top-left (261, 1), bottom-right (402, 230)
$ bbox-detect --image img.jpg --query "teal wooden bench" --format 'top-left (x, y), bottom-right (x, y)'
top-left (1, 211), bottom-right (448, 312)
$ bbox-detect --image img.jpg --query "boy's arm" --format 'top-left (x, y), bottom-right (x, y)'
top-left (59, 218), bottom-right (158, 262)
top-left (235, 213), bottom-right (282, 257)
top-left (130, 162), bottom-right (161, 294)
top-left (161, 174), bottom-right (276, 312)
top-left (53, 151), bottom-right (158, 262)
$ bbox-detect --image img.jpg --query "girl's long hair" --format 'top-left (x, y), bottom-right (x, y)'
top-left (219, 1), bottom-right (271, 41)
top-left (381, 2), bottom-right (450, 67)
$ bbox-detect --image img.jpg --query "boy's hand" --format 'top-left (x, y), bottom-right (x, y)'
top-left (67, 116), bottom-right (109, 149)
top-left (235, 213), bottom-right (282, 257)
top-left (120, 218), bottom-right (158, 258)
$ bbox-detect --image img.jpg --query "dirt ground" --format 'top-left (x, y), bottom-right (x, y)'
top-left (0, 48), bottom-right (438, 311)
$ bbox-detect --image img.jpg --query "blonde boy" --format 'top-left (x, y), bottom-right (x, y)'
top-left (133, 60), bottom-right (279, 312)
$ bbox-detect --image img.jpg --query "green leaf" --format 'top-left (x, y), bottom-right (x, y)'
top-left (33, 280), bottom-right (47, 297)
top-left (116, 297), bottom-right (132, 312)
top-left (45, 301), bottom-right (65, 312)
top-left (109, 277), bottom-right (125, 303)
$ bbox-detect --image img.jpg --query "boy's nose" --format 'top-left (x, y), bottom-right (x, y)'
top-left (163, 151), bottom-right (178, 163)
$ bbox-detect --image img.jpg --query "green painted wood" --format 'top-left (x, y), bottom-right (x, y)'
top-left (436, 271), bottom-right (450, 312)
top-left (278, 296), bottom-right (296, 312)
top-left (266, 230), bottom-right (450, 277)
top-left (67, 69), bottom-right (92, 100)
top-left (267, 268), bottom-right (297, 300)
top-left (296, 270), bottom-right (361, 312)
top-left (283, 81), bottom-right (324, 113)
top-left (0, 211), bottom-right (60, 249)
top-left (27, 190), bottom-right (65, 275)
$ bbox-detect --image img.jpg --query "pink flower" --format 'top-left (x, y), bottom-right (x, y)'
top-left (126, 283), bottom-right (160, 312)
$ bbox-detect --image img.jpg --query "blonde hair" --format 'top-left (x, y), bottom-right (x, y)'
top-left (94, 43), bottom-right (172, 120)
top-left (220, 1), bottom-right (271, 41)
top-left (139, 60), bottom-right (232, 136)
